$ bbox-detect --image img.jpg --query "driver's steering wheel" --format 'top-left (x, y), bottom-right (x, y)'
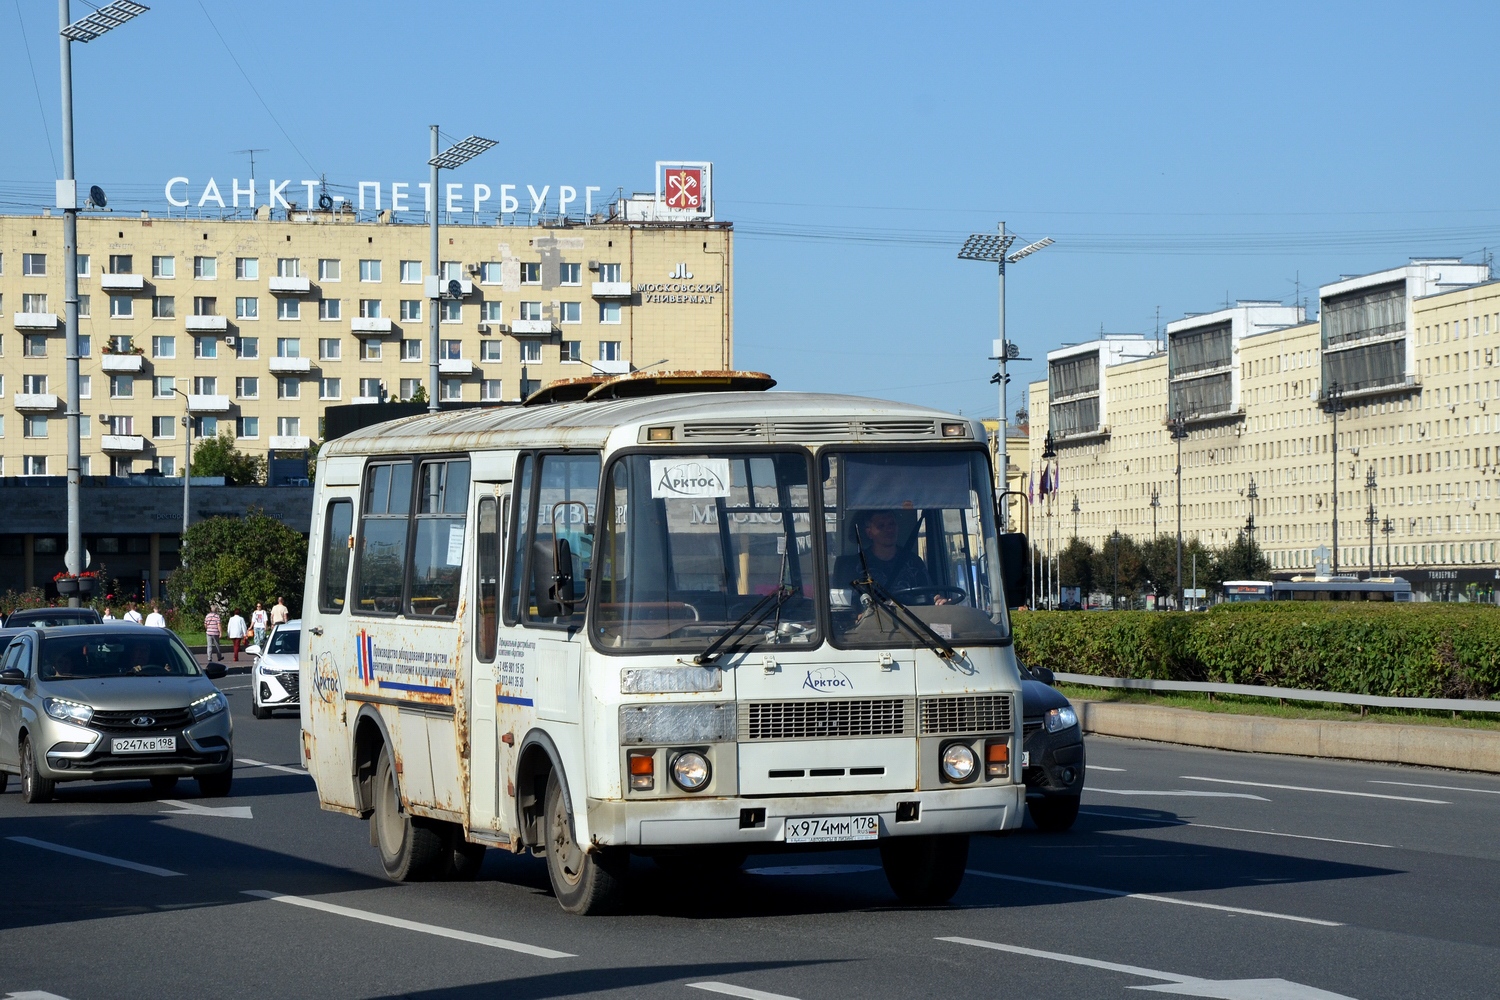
top-left (890, 586), bottom-right (966, 606)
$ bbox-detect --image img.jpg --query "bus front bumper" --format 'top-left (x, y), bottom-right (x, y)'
top-left (587, 783), bottom-right (1023, 847)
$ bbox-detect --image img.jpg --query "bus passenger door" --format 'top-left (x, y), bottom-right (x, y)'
top-left (467, 489), bottom-right (507, 838)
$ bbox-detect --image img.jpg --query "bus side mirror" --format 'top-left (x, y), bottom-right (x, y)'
top-left (531, 539), bottom-right (565, 618)
top-left (998, 532), bottom-right (1030, 609)
top-left (553, 536), bottom-right (577, 608)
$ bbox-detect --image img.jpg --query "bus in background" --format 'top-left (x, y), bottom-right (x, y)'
top-left (1221, 581), bottom-right (1273, 602)
top-left (1273, 576), bottom-right (1414, 602)
top-left (298, 371), bottom-right (1032, 914)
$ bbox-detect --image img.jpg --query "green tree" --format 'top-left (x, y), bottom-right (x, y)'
top-left (1057, 537), bottom-right (1097, 602)
top-left (408, 383), bottom-right (428, 404)
top-left (1214, 533), bottom-right (1271, 586)
top-left (167, 507), bottom-right (308, 618)
top-left (192, 432), bottom-right (266, 485)
top-left (1092, 532), bottom-right (1144, 608)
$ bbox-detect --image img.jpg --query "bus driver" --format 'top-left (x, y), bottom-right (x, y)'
top-left (834, 509), bottom-right (948, 603)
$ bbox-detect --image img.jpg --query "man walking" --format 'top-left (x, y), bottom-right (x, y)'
top-left (122, 602), bottom-right (144, 625)
top-left (227, 608), bottom-right (248, 662)
top-left (271, 596), bottom-right (289, 628)
top-left (145, 603), bottom-right (167, 628)
top-left (204, 606), bottom-right (223, 663)
top-left (251, 602), bottom-right (269, 647)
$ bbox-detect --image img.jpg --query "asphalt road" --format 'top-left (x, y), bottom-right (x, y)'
top-left (2, 672), bottom-right (1498, 1000)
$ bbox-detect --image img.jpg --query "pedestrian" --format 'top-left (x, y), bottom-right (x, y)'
top-left (145, 603), bottom-right (167, 628)
top-left (122, 602), bottom-right (144, 625)
top-left (102, 605), bottom-right (116, 621)
top-left (227, 608), bottom-right (248, 662)
top-left (271, 596), bottom-right (289, 627)
top-left (251, 602), bottom-right (269, 647)
top-left (204, 606), bottom-right (223, 662)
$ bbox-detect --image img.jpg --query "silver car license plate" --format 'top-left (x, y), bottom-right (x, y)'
top-left (112, 736), bottom-right (176, 754)
top-left (784, 815), bottom-right (879, 844)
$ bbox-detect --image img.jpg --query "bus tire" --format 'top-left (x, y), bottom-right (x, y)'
top-left (880, 833), bottom-right (968, 905)
top-left (543, 770), bottom-right (627, 914)
top-left (373, 746), bottom-right (443, 881)
top-left (443, 826), bottom-right (487, 881)
top-left (1028, 796), bottom-right (1080, 833)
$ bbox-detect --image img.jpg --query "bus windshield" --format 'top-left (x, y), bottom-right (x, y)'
top-left (593, 451), bottom-right (818, 652)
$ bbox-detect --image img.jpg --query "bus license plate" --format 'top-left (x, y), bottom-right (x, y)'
top-left (112, 737), bottom-right (176, 754)
top-left (784, 815), bottom-right (879, 844)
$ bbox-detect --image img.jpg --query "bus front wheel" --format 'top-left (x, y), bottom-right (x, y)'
top-left (880, 833), bottom-right (968, 905)
top-left (372, 745), bottom-right (443, 881)
top-left (543, 770), bottom-right (627, 915)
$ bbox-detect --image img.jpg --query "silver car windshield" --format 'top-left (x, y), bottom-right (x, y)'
top-left (38, 633), bottom-right (201, 680)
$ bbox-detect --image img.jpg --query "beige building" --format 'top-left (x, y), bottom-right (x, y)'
top-left (0, 208), bottom-right (731, 477)
top-left (1030, 260), bottom-right (1500, 601)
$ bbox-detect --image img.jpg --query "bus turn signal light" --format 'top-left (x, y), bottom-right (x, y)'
top-left (628, 751), bottom-right (655, 791)
top-left (985, 741), bottom-right (1009, 779)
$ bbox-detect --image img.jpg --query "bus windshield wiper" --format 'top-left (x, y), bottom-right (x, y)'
top-left (693, 585), bottom-right (796, 665)
top-left (848, 525), bottom-right (956, 659)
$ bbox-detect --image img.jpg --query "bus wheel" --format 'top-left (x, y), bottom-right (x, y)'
top-left (442, 826), bottom-right (487, 881)
top-left (372, 746), bottom-right (443, 881)
top-left (543, 770), bottom-right (627, 914)
top-left (880, 833), bottom-right (968, 905)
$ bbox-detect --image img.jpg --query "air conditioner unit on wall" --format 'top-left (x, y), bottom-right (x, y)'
top-left (224, 335), bottom-right (237, 347)
top-left (467, 263), bottom-right (482, 276)
top-left (478, 323), bottom-right (490, 335)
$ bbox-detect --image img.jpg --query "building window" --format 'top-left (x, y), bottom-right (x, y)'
top-left (481, 301), bottom-right (503, 322)
top-left (359, 299), bottom-right (382, 318)
top-left (442, 261), bottom-right (463, 282)
top-left (109, 415), bottom-right (134, 436)
top-left (520, 340), bottom-right (542, 363)
top-left (481, 378), bottom-right (503, 401)
top-left (316, 258), bottom-right (340, 281)
top-left (319, 298), bottom-right (341, 320)
top-left (559, 301), bottom-right (581, 324)
top-left (154, 376), bottom-right (175, 398)
top-left (401, 339), bottom-right (421, 361)
top-left (193, 295), bottom-right (217, 316)
top-left (236, 257), bottom-right (259, 280)
top-left (278, 298), bottom-right (300, 320)
top-left (320, 377), bottom-right (342, 400)
top-left (400, 299), bottom-right (421, 321)
top-left (440, 378), bottom-right (462, 401)
top-left (399, 378), bottom-right (422, 401)
top-left (73, 254), bottom-right (90, 277)
top-left (600, 340), bottom-right (622, 361)
top-left (359, 259), bottom-right (382, 282)
top-left (108, 254), bottom-right (133, 274)
top-left (24, 415), bottom-right (48, 438)
top-left (110, 335), bottom-right (134, 354)
top-left (521, 262), bottom-right (541, 284)
top-left (79, 335), bottom-right (91, 357)
top-left (236, 376), bottom-right (259, 399)
top-left (152, 416), bottom-right (175, 438)
top-left (441, 300), bottom-right (461, 323)
top-left (277, 377), bottom-right (300, 400)
top-left (22, 293), bottom-right (48, 313)
top-left (109, 457), bottom-right (135, 477)
top-left (152, 255), bottom-right (175, 278)
top-left (78, 374), bottom-right (91, 399)
top-left (193, 416), bottom-right (218, 437)
top-left (193, 376), bottom-right (217, 395)
top-left (520, 301), bottom-right (542, 321)
top-left (480, 261), bottom-right (502, 284)
top-left (77, 295), bottom-right (91, 318)
top-left (276, 337), bottom-right (301, 358)
top-left (599, 301), bottom-right (621, 324)
top-left (23, 334), bottom-right (47, 357)
top-left (23, 374), bottom-right (47, 394)
top-left (152, 295), bottom-right (175, 318)
top-left (23, 253), bottom-right (46, 276)
top-left (277, 416), bottom-right (300, 437)
top-left (277, 258), bottom-right (301, 278)
top-left (109, 375), bottom-right (134, 399)
top-left (195, 337), bottom-right (217, 359)
top-left (560, 340), bottom-right (580, 363)
top-left (359, 377), bottom-right (382, 399)
top-left (237, 416), bottom-right (259, 438)
top-left (598, 262), bottom-right (621, 283)
top-left (520, 377), bottom-right (540, 399)
top-left (319, 337), bottom-right (341, 361)
top-left (400, 260), bottom-right (421, 283)
top-left (236, 336), bottom-right (259, 359)
top-left (157, 455), bottom-right (175, 476)
top-left (441, 339), bottom-right (463, 360)
top-left (24, 456), bottom-right (47, 476)
top-left (560, 262), bottom-right (581, 286)
top-left (480, 340), bottom-right (502, 362)
top-left (109, 295), bottom-right (133, 319)
top-left (361, 339), bottom-right (382, 361)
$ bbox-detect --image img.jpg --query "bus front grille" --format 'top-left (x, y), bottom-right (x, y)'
top-left (919, 694), bottom-right (1013, 735)
top-left (740, 698), bottom-right (914, 741)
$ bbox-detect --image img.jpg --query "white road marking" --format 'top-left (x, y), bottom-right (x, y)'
top-left (1088, 788), bottom-right (1271, 801)
top-left (689, 984), bottom-right (802, 1000)
top-left (236, 757), bottom-right (308, 776)
top-left (218, 683), bottom-right (250, 690)
top-left (7, 836), bottom-right (183, 877)
top-left (1369, 780), bottom-right (1500, 796)
top-left (160, 799), bottom-right (254, 820)
top-left (964, 870), bottom-right (1343, 926)
top-left (745, 864), bottom-right (881, 876)
top-left (1182, 776), bottom-right (1448, 804)
top-left (938, 937), bottom-right (1360, 999)
top-left (1079, 811), bottom-right (1393, 849)
top-left (241, 890), bottom-right (574, 958)
top-left (1090, 765), bottom-right (1127, 772)
top-left (5, 991), bottom-right (77, 999)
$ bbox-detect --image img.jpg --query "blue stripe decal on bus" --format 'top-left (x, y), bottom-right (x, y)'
top-left (378, 681), bottom-right (453, 696)
top-left (497, 695), bottom-right (535, 707)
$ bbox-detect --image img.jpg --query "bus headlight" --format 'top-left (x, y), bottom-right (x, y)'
top-left (940, 743), bottom-right (977, 782)
top-left (1044, 706), bottom-right (1078, 733)
top-left (670, 751), bottom-right (711, 792)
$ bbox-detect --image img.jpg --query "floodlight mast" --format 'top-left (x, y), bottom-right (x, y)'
top-left (426, 129), bottom-right (496, 411)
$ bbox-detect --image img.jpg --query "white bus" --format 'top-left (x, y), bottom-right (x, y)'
top-left (299, 372), bottom-right (1029, 913)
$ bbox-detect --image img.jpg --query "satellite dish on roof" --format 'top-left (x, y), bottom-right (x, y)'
top-left (447, 279), bottom-right (462, 298)
top-left (89, 185), bottom-right (107, 208)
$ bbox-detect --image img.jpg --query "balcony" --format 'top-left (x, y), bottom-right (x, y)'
top-left (268, 275), bottom-right (312, 294)
top-left (13, 393), bottom-right (59, 412)
top-left (594, 359), bottom-right (631, 375)
top-left (351, 317), bottom-right (392, 335)
top-left (100, 353), bottom-right (146, 374)
top-left (185, 315), bottom-right (227, 333)
top-left (101, 434), bottom-right (146, 453)
top-left (99, 273), bottom-right (146, 292)
top-left (438, 358), bottom-right (473, 375)
top-left (591, 281), bottom-right (632, 300)
top-left (510, 318), bottom-right (554, 335)
top-left (351, 395), bottom-right (382, 405)
top-left (269, 435), bottom-right (312, 451)
top-left (187, 394), bottom-right (230, 414)
top-left (268, 356), bottom-right (312, 374)
top-left (13, 312), bottom-right (59, 330)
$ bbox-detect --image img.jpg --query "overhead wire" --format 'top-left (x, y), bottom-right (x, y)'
top-left (14, 0), bottom-right (58, 176)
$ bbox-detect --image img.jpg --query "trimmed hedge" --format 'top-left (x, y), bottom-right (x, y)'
top-left (1012, 603), bottom-right (1500, 701)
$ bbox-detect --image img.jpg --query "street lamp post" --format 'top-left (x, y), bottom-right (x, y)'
top-left (1381, 516), bottom-right (1394, 575)
top-left (1365, 466), bottom-right (1378, 580)
top-left (1245, 475), bottom-right (1258, 538)
top-left (1111, 529), bottom-right (1121, 611)
top-left (1150, 487), bottom-right (1160, 538)
top-left (1071, 495), bottom-right (1080, 540)
top-left (1042, 430), bottom-right (1057, 610)
top-left (1169, 413), bottom-right (1189, 609)
top-left (57, 0), bottom-right (148, 606)
top-left (958, 226), bottom-right (1052, 530)
top-left (1322, 380), bottom-right (1347, 575)
top-left (425, 129), bottom-right (496, 412)
top-left (172, 387), bottom-right (193, 538)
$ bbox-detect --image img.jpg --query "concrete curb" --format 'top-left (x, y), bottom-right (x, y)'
top-left (1076, 699), bottom-right (1500, 774)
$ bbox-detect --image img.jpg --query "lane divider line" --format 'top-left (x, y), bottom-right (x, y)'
top-left (240, 890), bottom-right (574, 958)
top-left (236, 757), bottom-right (310, 776)
top-left (1089, 765), bottom-right (1127, 772)
top-left (689, 983), bottom-right (804, 1000)
top-left (938, 936), bottom-right (1197, 983)
top-left (1181, 776), bottom-right (1448, 804)
top-left (1088, 788), bottom-right (1271, 801)
top-left (1078, 810), bottom-right (1393, 849)
top-left (1369, 780), bottom-right (1500, 796)
top-left (7, 836), bottom-right (183, 877)
top-left (964, 869), bottom-right (1343, 926)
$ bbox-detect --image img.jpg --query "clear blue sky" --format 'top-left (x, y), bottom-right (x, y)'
top-left (6, 1), bottom-right (1500, 418)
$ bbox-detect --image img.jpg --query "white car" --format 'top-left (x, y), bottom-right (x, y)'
top-left (250, 620), bottom-right (300, 720)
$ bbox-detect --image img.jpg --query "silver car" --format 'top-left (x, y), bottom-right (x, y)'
top-left (250, 619), bottom-right (300, 720)
top-left (0, 625), bottom-right (234, 803)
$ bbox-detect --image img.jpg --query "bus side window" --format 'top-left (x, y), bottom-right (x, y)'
top-left (476, 497), bottom-right (498, 661)
top-left (355, 460), bottom-right (413, 615)
top-left (503, 455), bottom-right (533, 626)
top-left (318, 499), bottom-right (354, 614)
top-left (407, 458), bottom-right (470, 620)
top-left (526, 452), bottom-right (600, 627)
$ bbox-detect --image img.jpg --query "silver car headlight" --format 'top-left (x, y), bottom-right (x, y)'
top-left (44, 697), bottom-right (94, 725)
top-left (1044, 706), bottom-right (1078, 733)
top-left (190, 691), bottom-right (228, 721)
